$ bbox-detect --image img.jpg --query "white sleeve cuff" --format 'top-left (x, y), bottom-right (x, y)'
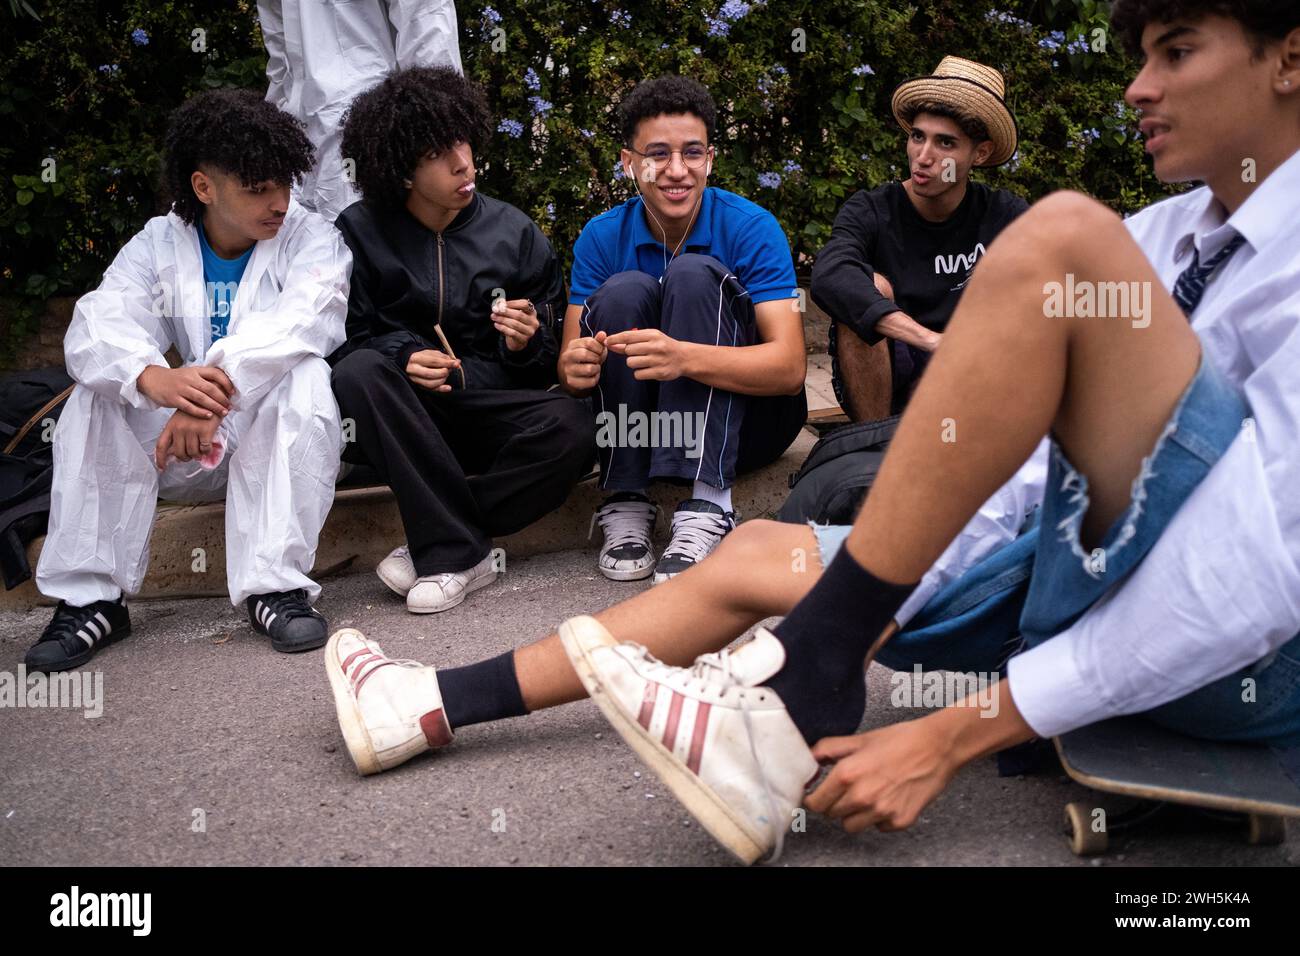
top-left (1006, 635), bottom-right (1116, 738)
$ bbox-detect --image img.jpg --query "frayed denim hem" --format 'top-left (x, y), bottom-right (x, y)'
top-left (1051, 414), bottom-right (1180, 581)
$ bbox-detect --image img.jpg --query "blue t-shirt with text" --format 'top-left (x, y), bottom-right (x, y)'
top-left (568, 187), bottom-right (797, 306)
top-left (198, 222), bottom-right (255, 344)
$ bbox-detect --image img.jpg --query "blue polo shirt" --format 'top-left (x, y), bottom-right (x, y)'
top-left (568, 187), bottom-right (798, 307)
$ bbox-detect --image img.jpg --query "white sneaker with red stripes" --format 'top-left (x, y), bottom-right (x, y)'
top-left (324, 628), bottom-right (453, 775)
top-left (559, 616), bottom-right (819, 864)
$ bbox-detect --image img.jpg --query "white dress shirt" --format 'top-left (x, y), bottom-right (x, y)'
top-left (1008, 148), bottom-right (1300, 737)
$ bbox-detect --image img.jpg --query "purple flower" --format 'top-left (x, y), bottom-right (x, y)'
top-left (852, 64), bottom-right (874, 76)
top-left (705, 17), bottom-right (730, 38)
top-left (757, 171), bottom-right (782, 188)
top-left (610, 8), bottom-right (631, 27)
top-left (783, 160), bottom-right (801, 174)
top-left (483, 6), bottom-right (502, 24)
top-left (131, 28), bottom-right (149, 46)
top-left (524, 68), bottom-right (540, 91)
top-left (1039, 29), bottom-right (1066, 51)
top-left (613, 159), bottom-right (626, 181)
top-left (985, 10), bottom-right (1031, 30)
top-left (580, 128), bottom-right (595, 139)
top-left (1004, 150), bottom-right (1021, 172)
top-left (97, 64), bottom-right (121, 75)
top-left (498, 119), bottom-right (524, 138)
top-left (719, 0), bottom-right (751, 20)
top-left (529, 96), bottom-right (553, 116)
top-left (545, 202), bottom-right (555, 220)
top-left (772, 64), bottom-right (787, 76)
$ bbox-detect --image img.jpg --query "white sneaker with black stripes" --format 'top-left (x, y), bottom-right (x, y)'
top-left (25, 596), bottom-right (132, 672)
top-left (560, 615), bottom-right (818, 865)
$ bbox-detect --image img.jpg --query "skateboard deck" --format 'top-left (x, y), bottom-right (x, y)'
top-left (1055, 716), bottom-right (1300, 816)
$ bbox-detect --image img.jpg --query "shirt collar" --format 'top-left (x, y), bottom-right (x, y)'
top-left (631, 187), bottom-right (714, 251)
top-left (1173, 147), bottom-right (1300, 263)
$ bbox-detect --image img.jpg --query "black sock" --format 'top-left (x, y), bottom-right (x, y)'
top-left (766, 548), bottom-right (916, 745)
top-left (439, 651), bottom-right (528, 730)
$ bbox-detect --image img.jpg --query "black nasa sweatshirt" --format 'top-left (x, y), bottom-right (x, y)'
top-left (811, 181), bottom-right (1028, 342)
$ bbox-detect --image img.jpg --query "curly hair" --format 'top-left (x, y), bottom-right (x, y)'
top-left (1110, 0), bottom-right (1299, 57)
top-left (899, 101), bottom-right (991, 144)
top-left (162, 89), bottom-right (314, 225)
top-left (617, 75), bottom-right (717, 144)
top-left (340, 66), bottom-right (492, 209)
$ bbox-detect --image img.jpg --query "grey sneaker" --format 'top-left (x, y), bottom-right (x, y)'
top-left (591, 492), bottom-right (658, 581)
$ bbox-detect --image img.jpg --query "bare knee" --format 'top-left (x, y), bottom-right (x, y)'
top-left (709, 519), bottom-right (814, 607)
top-left (1015, 191), bottom-right (1122, 252)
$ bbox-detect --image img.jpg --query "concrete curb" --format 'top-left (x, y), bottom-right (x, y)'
top-left (2, 428), bottom-right (815, 610)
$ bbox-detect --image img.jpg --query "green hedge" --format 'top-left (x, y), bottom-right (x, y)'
top-left (1, 0), bottom-right (1176, 361)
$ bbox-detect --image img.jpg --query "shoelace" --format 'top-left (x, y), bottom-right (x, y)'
top-left (660, 510), bottom-right (734, 562)
top-left (628, 642), bottom-right (787, 863)
top-left (39, 602), bottom-right (110, 647)
top-left (589, 499), bottom-right (657, 550)
top-left (258, 589), bottom-right (317, 621)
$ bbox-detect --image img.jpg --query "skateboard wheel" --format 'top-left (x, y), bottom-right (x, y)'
top-left (1245, 814), bottom-right (1286, 846)
top-left (1064, 802), bottom-right (1109, 856)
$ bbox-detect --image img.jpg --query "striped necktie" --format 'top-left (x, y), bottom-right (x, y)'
top-left (1171, 233), bottom-right (1245, 317)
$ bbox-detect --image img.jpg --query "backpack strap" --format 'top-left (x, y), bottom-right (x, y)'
top-left (2, 384), bottom-right (75, 456)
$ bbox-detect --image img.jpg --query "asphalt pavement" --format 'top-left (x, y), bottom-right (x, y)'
top-left (1, 549), bottom-right (1295, 867)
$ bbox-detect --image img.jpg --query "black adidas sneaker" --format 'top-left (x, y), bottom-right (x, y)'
top-left (246, 589), bottom-right (328, 653)
top-left (25, 597), bottom-right (132, 672)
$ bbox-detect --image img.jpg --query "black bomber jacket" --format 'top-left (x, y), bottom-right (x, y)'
top-left (329, 191), bottom-right (566, 390)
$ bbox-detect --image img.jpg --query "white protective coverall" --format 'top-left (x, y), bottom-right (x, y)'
top-left (258, 0), bottom-right (464, 221)
top-left (35, 201), bottom-right (352, 607)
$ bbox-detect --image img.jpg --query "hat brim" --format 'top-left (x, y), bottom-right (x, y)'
top-left (891, 74), bottom-right (1018, 167)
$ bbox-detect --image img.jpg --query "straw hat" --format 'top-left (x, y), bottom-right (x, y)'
top-left (890, 56), bottom-right (1018, 167)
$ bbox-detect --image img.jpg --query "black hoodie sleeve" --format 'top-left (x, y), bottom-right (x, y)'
top-left (809, 190), bottom-right (901, 346)
top-left (328, 209), bottom-right (436, 370)
top-left (460, 220), bottom-right (564, 390)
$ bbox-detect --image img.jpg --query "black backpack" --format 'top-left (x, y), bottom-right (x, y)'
top-left (0, 368), bottom-right (75, 589)
top-left (776, 416), bottom-right (900, 526)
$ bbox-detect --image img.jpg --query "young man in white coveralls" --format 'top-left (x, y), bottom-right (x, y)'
top-left (28, 90), bottom-right (352, 672)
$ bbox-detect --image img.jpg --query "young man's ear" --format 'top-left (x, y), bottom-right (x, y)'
top-left (973, 140), bottom-right (995, 168)
top-left (1276, 25), bottom-right (1300, 93)
top-left (190, 169), bottom-right (215, 207)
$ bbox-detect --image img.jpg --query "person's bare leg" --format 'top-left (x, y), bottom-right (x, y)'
top-left (834, 273), bottom-right (894, 422)
top-left (515, 520), bottom-right (822, 710)
top-left (846, 191), bottom-right (1202, 582)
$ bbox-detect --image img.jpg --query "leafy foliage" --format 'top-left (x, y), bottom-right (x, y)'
top-left (1, 0), bottom-right (1176, 360)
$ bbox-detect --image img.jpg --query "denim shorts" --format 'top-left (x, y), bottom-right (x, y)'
top-left (811, 355), bottom-right (1300, 753)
